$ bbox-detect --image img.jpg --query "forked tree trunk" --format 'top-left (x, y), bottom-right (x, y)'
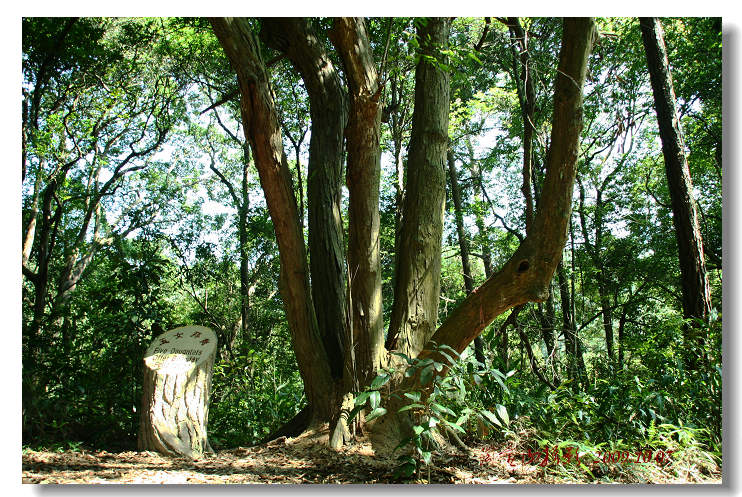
top-left (376, 17), bottom-right (596, 449)
top-left (138, 326), bottom-right (217, 458)
top-left (209, 18), bottom-right (335, 423)
top-left (261, 18), bottom-right (349, 385)
top-left (211, 17), bottom-right (596, 450)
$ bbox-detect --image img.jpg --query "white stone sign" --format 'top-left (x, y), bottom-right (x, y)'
top-left (144, 325), bottom-right (217, 372)
top-left (138, 325), bottom-right (218, 458)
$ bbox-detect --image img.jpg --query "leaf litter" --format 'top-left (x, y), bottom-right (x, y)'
top-left (22, 427), bottom-right (721, 484)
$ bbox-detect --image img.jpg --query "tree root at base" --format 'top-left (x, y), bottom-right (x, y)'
top-left (442, 424), bottom-right (472, 454)
top-left (259, 404), bottom-right (313, 445)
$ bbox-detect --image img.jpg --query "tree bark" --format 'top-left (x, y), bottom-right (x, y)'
top-left (387, 17), bottom-right (451, 359)
top-left (640, 17), bottom-right (712, 368)
top-left (329, 17), bottom-right (385, 386)
top-left (210, 18), bottom-right (335, 419)
top-left (261, 18), bottom-right (349, 381)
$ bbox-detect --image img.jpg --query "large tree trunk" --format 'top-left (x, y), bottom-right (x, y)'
top-left (261, 18), bottom-right (349, 384)
top-left (387, 17), bottom-right (451, 359)
top-left (640, 17), bottom-right (712, 369)
top-left (138, 326), bottom-right (217, 458)
top-left (210, 18), bottom-right (335, 420)
top-left (376, 21), bottom-right (596, 449)
top-left (329, 17), bottom-right (385, 386)
top-left (375, 20), bottom-right (596, 450)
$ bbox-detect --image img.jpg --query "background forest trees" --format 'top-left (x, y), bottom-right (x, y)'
top-left (22, 16), bottom-right (721, 464)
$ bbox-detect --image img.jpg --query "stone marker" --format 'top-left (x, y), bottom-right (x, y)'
top-left (138, 325), bottom-right (217, 458)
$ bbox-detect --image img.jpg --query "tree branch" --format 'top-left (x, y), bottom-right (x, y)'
top-left (418, 17), bottom-right (596, 367)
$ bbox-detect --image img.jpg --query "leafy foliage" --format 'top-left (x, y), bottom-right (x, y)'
top-left (21, 17), bottom-right (721, 480)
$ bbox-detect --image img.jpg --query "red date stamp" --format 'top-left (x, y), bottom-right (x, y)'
top-left (595, 448), bottom-right (674, 466)
top-left (486, 446), bottom-right (674, 468)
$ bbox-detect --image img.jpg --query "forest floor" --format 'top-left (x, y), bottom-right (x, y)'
top-left (22, 428), bottom-right (722, 485)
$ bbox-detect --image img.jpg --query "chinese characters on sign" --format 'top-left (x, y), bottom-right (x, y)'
top-left (143, 325), bottom-right (217, 372)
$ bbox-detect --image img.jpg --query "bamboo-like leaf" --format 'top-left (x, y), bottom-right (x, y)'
top-left (431, 402), bottom-right (455, 417)
top-left (496, 404), bottom-right (510, 426)
top-left (347, 404), bottom-right (365, 422)
top-left (371, 373), bottom-right (390, 389)
top-left (365, 407), bottom-right (387, 421)
top-left (404, 391), bottom-right (421, 402)
top-left (443, 419), bottom-right (466, 433)
top-left (354, 391), bottom-right (371, 406)
top-left (480, 409), bottom-right (502, 427)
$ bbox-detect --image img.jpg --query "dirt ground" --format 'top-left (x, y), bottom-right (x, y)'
top-left (21, 429), bottom-right (722, 484)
